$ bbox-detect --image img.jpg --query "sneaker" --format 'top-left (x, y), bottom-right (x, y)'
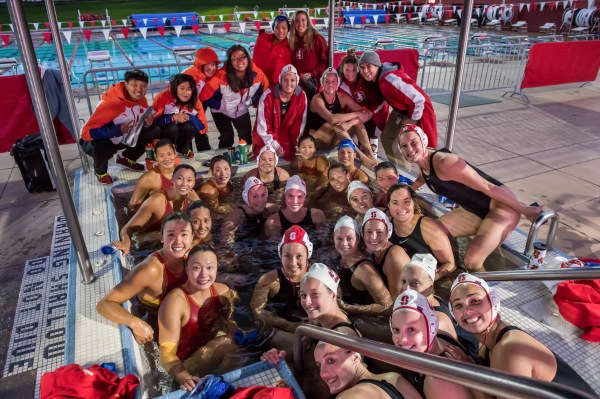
top-left (182, 149), bottom-right (194, 159)
top-left (96, 173), bottom-right (113, 185)
top-left (116, 155), bottom-right (144, 171)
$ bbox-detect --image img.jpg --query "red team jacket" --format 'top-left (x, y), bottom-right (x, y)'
top-left (378, 63), bottom-right (438, 148)
top-left (292, 34), bottom-right (328, 86)
top-left (252, 84), bottom-right (308, 161)
top-left (253, 31), bottom-right (292, 88)
top-left (81, 82), bottom-right (149, 143)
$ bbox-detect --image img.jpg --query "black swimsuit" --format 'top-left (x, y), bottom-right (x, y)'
top-left (306, 92), bottom-right (342, 133)
top-left (267, 268), bottom-right (304, 322)
top-left (278, 208), bottom-right (314, 232)
top-left (239, 206), bottom-right (267, 229)
top-left (390, 216), bottom-right (431, 257)
top-left (356, 379), bottom-right (405, 399)
top-left (256, 167), bottom-right (281, 190)
top-left (372, 244), bottom-right (398, 287)
top-left (485, 326), bottom-right (596, 396)
top-left (331, 320), bottom-right (362, 336)
top-left (336, 258), bottom-right (376, 306)
top-left (422, 148), bottom-right (503, 220)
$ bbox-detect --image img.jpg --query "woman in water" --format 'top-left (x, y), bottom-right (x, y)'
top-left (374, 162), bottom-right (400, 209)
top-left (337, 139), bottom-right (370, 185)
top-left (334, 216), bottom-right (392, 315)
top-left (197, 155), bottom-right (232, 213)
top-left (221, 177), bottom-right (277, 242)
top-left (242, 145), bottom-right (290, 191)
top-left (97, 213), bottom-right (194, 344)
top-left (114, 164), bottom-right (199, 254)
top-left (397, 124), bottom-right (543, 272)
top-left (152, 73), bottom-right (208, 158)
top-left (252, 15), bottom-right (292, 86)
top-left (390, 289), bottom-right (476, 399)
top-left (265, 175), bottom-right (327, 236)
top-left (362, 208), bottom-right (410, 298)
top-left (347, 180), bottom-right (375, 224)
top-left (182, 47), bottom-right (221, 151)
top-left (128, 139), bottom-right (178, 210)
top-left (292, 134), bottom-right (330, 192)
top-left (158, 244), bottom-right (238, 391)
top-left (387, 183), bottom-right (455, 280)
top-left (316, 163), bottom-right (354, 219)
top-left (186, 201), bottom-right (212, 246)
top-left (450, 273), bottom-right (596, 395)
top-left (289, 9), bottom-right (328, 99)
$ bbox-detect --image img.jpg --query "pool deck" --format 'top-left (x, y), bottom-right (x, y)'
top-left (0, 81), bottom-right (599, 397)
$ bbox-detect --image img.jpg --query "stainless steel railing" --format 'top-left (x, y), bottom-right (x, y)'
top-left (525, 210), bottom-right (560, 257)
top-left (475, 267), bottom-right (600, 281)
top-left (294, 325), bottom-right (597, 399)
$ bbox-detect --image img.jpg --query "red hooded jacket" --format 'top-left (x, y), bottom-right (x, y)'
top-left (152, 89), bottom-right (208, 134)
top-left (378, 63), bottom-right (438, 148)
top-left (252, 84), bottom-right (307, 161)
top-left (291, 34), bottom-right (328, 84)
top-left (253, 31), bottom-right (292, 88)
top-left (81, 82), bottom-right (149, 142)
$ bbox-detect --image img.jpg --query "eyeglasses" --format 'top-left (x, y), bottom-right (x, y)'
top-left (231, 55), bottom-right (247, 63)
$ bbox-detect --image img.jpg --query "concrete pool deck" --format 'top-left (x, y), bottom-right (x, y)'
top-left (0, 80), bottom-right (599, 396)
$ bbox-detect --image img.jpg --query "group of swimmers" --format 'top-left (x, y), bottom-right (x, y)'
top-left (94, 117), bottom-right (596, 399)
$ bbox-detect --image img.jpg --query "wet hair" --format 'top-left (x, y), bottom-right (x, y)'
top-left (338, 49), bottom-right (359, 81)
top-left (174, 164), bottom-right (197, 177)
top-left (289, 10), bottom-right (321, 53)
top-left (160, 211), bottom-right (194, 236)
top-left (298, 134), bottom-right (317, 146)
top-left (209, 154), bottom-right (231, 171)
top-left (188, 243), bottom-right (218, 260)
top-left (153, 138), bottom-right (175, 155)
top-left (387, 183), bottom-right (422, 214)
top-left (124, 69), bottom-right (149, 83)
top-left (169, 73), bottom-right (198, 110)
top-left (374, 161), bottom-right (399, 176)
top-left (186, 200), bottom-right (211, 216)
top-left (328, 162), bottom-right (349, 176)
top-left (225, 45), bottom-right (254, 93)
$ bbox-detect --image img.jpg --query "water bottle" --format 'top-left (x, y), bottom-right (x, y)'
top-left (145, 143), bottom-right (154, 160)
top-left (101, 244), bottom-right (117, 255)
top-left (235, 150), bottom-right (241, 165)
top-left (238, 139), bottom-right (248, 165)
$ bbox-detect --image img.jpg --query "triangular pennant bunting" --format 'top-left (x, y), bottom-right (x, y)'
top-left (1, 34), bottom-right (10, 46)
top-left (163, 17), bottom-right (168, 23)
top-left (83, 29), bottom-right (91, 41)
top-left (143, 18), bottom-right (148, 26)
top-left (157, 26), bottom-right (165, 37)
top-left (33, 22), bottom-right (39, 30)
top-left (224, 22), bottom-right (231, 33)
top-left (239, 22), bottom-right (246, 33)
top-left (44, 22), bottom-right (50, 29)
top-left (62, 31), bottom-right (72, 44)
top-left (182, 17), bottom-right (187, 24)
top-left (139, 27), bottom-right (147, 39)
top-left (42, 32), bottom-right (51, 43)
top-left (102, 28), bottom-right (110, 40)
top-left (207, 24), bottom-right (214, 34)
top-left (520, 3), bottom-right (525, 11)
top-left (68, 21), bottom-right (73, 28)
top-left (349, 16), bottom-right (355, 25)
top-left (9, 24), bottom-right (14, 31)
top-left (79, 21), bottom-right (85, 28)
top-left (101, 20), bottom-right (106, 27)
top-left (253, 11), bottom-right (258, 19)
top-left (121, 27), bottom-right (129, 39)
top-left (270, 11), bottom-right (275, 18)
top-left (58, 22), bottom-right (62, 29)
top-left (254, 21), bottom-right (261, 31)
top-left (324, 17), bottom-right (329, 28)
top-left (540, 2), bottom-right (546, 10)
top-left (219, 15), bottom-right (224, 22)
top-left (192, 25), bottom-right (199, 35)
top-left (122, 19), bottom-right (127, 26)
top-left (174, 25), bottom-right (182, 37)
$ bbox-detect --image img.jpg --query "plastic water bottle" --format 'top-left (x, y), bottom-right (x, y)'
top-left (438, 195), bottom-right (456, 209)
top-left (238, 139), bottom-right (248, 165)
top-left (235, 150), bottom-right (241, 165)
top-left (101, 244), bottom-right (117, 255)
top-left (145, 144), bottom-right (154, 160)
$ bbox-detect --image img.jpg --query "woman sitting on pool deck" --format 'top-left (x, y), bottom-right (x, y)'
top-left (387, 183), bottom-right (455, 280)
top-left (128, 139), bottom-right (178, 211)
top-left (97, 213), bottom-right (193, 344)
top-left (450, 273), bottom-right (596, 396)
top-left (113, 164), bottom-right (199, 254)
top-left (242, 145), bottom-right (290, 191)
top-left (333, 216), bottom-right (392, 316)
top-left (159, 244), bottom-right (239, 391)
top-left (397, 124), bottom-right (543, 272)
top-left (265, 175), bottom-right (327, 237)
top-left (197, 154), bottom-right (232, 214)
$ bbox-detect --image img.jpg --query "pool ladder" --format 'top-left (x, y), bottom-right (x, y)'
top-left (524, 210), bottom-right (559, 257)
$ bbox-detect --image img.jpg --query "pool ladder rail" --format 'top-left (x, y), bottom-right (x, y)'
top-left (524, 210), bottom-right (559, 258)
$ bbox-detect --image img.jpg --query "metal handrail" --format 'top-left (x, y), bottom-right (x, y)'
top-left (525, 211), bottom-right (560, 257)
top-left (294, 325), bottom-right (597, 399)
top-left (475, 267), bottom-right (600, 281)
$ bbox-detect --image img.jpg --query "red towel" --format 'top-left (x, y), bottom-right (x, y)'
top-left (40, 364), bottom-right (139, 399)
top-left (554, 279), bottom-right (600, 342)
top-left (229, 386), bottom-right (294, 399)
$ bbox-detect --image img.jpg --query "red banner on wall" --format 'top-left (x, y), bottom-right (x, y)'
top-left (521, 42), bottom-right (600, 89)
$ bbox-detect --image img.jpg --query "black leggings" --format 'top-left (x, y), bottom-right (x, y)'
top-left (80, 124), bottom-right (160, 175)
top-left (160, 122), bottom-right (198, 154)
top-left (211, 112), bottom-right (252, 149)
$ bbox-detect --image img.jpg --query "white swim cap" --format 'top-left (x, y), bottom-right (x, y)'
top-left (304, 263), bottom-right (340, 293)
top-left (398, 124), bottom-right (428, 161)
top-left (258, 144), bottom-right (279, 166)
top-left (320, 67), bottom-right (341, 90)
top-left (242, 177), bottom-right (266, 205)
top-left (346, 180), bottom-right (372, 203)
top-left (279, 64), bottom-right (299, 85)
top-left (362, 208), bottom-right (393, 238)
top-left (285, 175), bottom-right (307, 195)
top-left (451, 273), bottom-right (501, 324)
top-left (407, 253), bottom-right (438, 282)
top-left (391, 289), bottom-right (439, 350)
top-left (334, 215), bottom-right (361, 237)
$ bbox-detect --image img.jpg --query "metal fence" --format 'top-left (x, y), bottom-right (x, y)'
top-left (419, 42), bottom-right (530, 96)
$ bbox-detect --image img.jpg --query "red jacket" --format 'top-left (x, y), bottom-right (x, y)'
top-left (340, 75), bottom-right (389, 131)
top-left (41, 364), bottom-right (139, 399)
top-left (81, 82), bottom-right (149, 142)
top-left (152, 89), bottom-right (208, 134)
top-left (253, 31), bottom-right (292, 88)
top-left (201, 65), bottom-right (269, 119)
top-left (378, 63), bottom-right (438, 148)
top-left (252, 84), bottom-right (307, 161)
top-left (292, 34), bottom-right (328, 83)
